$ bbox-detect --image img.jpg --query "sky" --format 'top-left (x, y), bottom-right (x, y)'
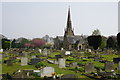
top-left (1, 1), bottom-right (118, 39)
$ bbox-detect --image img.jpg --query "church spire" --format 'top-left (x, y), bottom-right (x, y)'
top-left (64, 7), bottom-right (74, 36)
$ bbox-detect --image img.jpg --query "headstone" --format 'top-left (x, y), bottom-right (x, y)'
top-left (31, 55), bottom-right (36, 58)
top-left (94, 57), bottom-right (99, 61)
top-left (105, 61), bottom-right (114, 71)
top-left (118, 61), bottom-right (120, 70)
top-left (40, 67), bottom-right (54, 77)
top-left (58, 58), bottom-right (66, 68)
top-left (85, 63), bottom-right (94, 73)
top-left (21, 57), bottom-right (28, 66)
top-left (29, 58), bottom-right (40, 65)
top-left (38, 49), bottom-right (42, 53)
top-left (61, 74), bottom-right (78, 80)
top-left (7, 60), bottom-right (13, 66)
top-left (0, 49), bottom-right (3, 52)
top-left (70, 62), bottom-right (78, 67)
top-left (42, 49), bottom-right (48, 56)
top-left (65, 51), bottom-right (71, 55)
top-left (113, 58), bottom-right (120, 64)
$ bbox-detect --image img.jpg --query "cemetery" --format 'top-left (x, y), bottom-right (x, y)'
top-left (1, 3), bottom-right (120, 80)
top-left (1, 48), bottom-right (120, 80)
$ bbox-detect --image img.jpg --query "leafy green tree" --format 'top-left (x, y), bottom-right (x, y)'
top-left (11, 39), bottom-right (16, 48)
top-left (87, 35), bottom-right (102, 50)
top-left (2, 39), bottom-right (11, 49)
top-left (92, 29), bottom-right (101, 35)
top-left (100, 36), bottom-right (107, 49)
top-left (107, 36), bottom-right (117, 49)
top-left (117, 32), bottom-right (120, 48)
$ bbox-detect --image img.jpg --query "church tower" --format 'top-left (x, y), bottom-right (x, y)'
top-left (64, 7), bottom-right (74, 37)
top-left (63, 7), bottom-right (74, 50)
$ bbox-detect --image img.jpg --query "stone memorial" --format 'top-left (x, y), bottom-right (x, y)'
top-left (105, 61), bottom-right (114, 71)
top-left (21, 57), bottom-right (28, 66)
top-left (65, 51), bottom-right (71, 55)
top-left (31, 55), bottom-right (36, 58)
top-left (7, 60), bottom-right (13, 66)
top-left (38, 49), bottom-right (42, 53)
top-left (58, 58), bottom-right (66, 68)
top-left (85, 63), bottom-right (94, 73)
top-left (118, 61), bottom-right (120, 70)
top-left (94, 57), bottom-right (99, 61)
top-left (113, 58), bottom-right (120, 64)
top-left (29, 58), bottom-right (40, 65)
top-left (0, 49), bottom-right (3, 52)
top-left (61, 74), bottom-right (78, 80)
top-left (40, 67), bottom-right (54, 77)
top-left (70, 62), bottom-right (78, 67)
top-left (42, 49), bottom-right (48, 56)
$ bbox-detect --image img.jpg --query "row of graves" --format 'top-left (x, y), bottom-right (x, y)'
top-left (1, 48), bottom-right (120, 79)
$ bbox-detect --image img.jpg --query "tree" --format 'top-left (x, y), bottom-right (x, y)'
top-left (24, 43), bottom-right (31, 48)
top-left (107, 36), bottom-right (117, 49)
top-left (11, 39), bottom-right (16, 48)
top-left (32, 38), bottom-right (46, 48)
top-left (117, 32), bottom-right (120, 48)
top-left (2, 39), bottom-right (11, 49)
top-left (87, 35), bottom-right (102, 50)
top-left (99, 36), bottom-right (107, 49)
top-left (92, 29), bottom-right (101, 35)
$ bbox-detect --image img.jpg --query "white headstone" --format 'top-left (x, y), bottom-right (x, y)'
top-left (118, 61), bottom-right (120, 70)
top-left (65, 51), bottom-right (70, 55)
top-left (58, 58), bottom-right (66, 68)
top-left (40, 67), bottom-right (54, 77)
top-left (38, 49), bottom-right (42, 53)
top-left (31, 55), bottom-right (36, 58)
top-left (43, 49), bottom-right (48, 56)
top-left (21, 57), bottom-right (28, 66)
top-left (0, 49), bottom-right (3, 53)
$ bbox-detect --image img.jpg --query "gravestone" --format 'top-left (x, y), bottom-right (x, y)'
top-left (65, 51), bottom-right (71, 55)
top-left (58, 58), bottom-right (66, 68)
top-left (38, 49), bottom-right (42, 53)
top-left (29, 58), bottom-right (40, 65)
top-left (105, 61), bottom-right (114, 71)
top-left (113, 58), bottom-right (120, 64)
top-left (40, 67), bottom-right (54, 77)
top-left (31, 55), bottom-right (36, 58)
top-left (0, 49), bottom-right (3, 52)
top-left (61, 74), bottom-right (78, 80)
top-left (118, 61), bottom-right (120, 70)
top-left (21, 57), bottom-right (28, 66)
top-left (70, 62), bottom-right (78, 67)
top-left (85, 63), bottom-right (94, 73)
top-left (7, 60), bottom-right (13, 66)
top-left (94, 57), bottom-right (99, 61)
top-left (42, 49), bottom-right (48, 56)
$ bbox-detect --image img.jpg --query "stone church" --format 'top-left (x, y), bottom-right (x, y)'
top-left (54, 8), bottom-right (87, 50)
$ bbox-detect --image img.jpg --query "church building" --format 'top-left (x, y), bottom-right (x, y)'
top-left (54, 8), bottom-right (87, 50)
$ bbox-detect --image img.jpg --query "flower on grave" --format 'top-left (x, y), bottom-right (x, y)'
top-left (52, 72), bottom-right (57, 76)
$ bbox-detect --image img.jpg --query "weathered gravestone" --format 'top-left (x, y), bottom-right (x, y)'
top-left (7, 60), bottom-right (13, 66)
top-left (40, 67), bottom-right (54, 77)
top-left (113, 58), bottom-right (120, 64)
top-left (118, 61), bottom-right (120, 70)
top-left (31, 55), bottom-right (36, 58)
top-left (0, 49), bottom-right (3, 53)
top-left (21, 57), bottom-right (28, 66)
top-left (38, 49), bottom-right (42, 53)
top-left (42, 49), bottom-right (48, 56)
top-left (85, 63), bottom-right (94, 73)
top-left (65, 51), bottom-right (71, 55)
top-left (29, 58), bottom-right (40, 65)
top-left (61, 74), bottom-right (78, 80)
top-left (94, 57), bottom-right (99, 61)
top-left (70, 62), bottom-right (78, 67)
top-left (105, 61), bottom-right (114, 71)
top-left (58, 58), bottom-right (66, 68)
